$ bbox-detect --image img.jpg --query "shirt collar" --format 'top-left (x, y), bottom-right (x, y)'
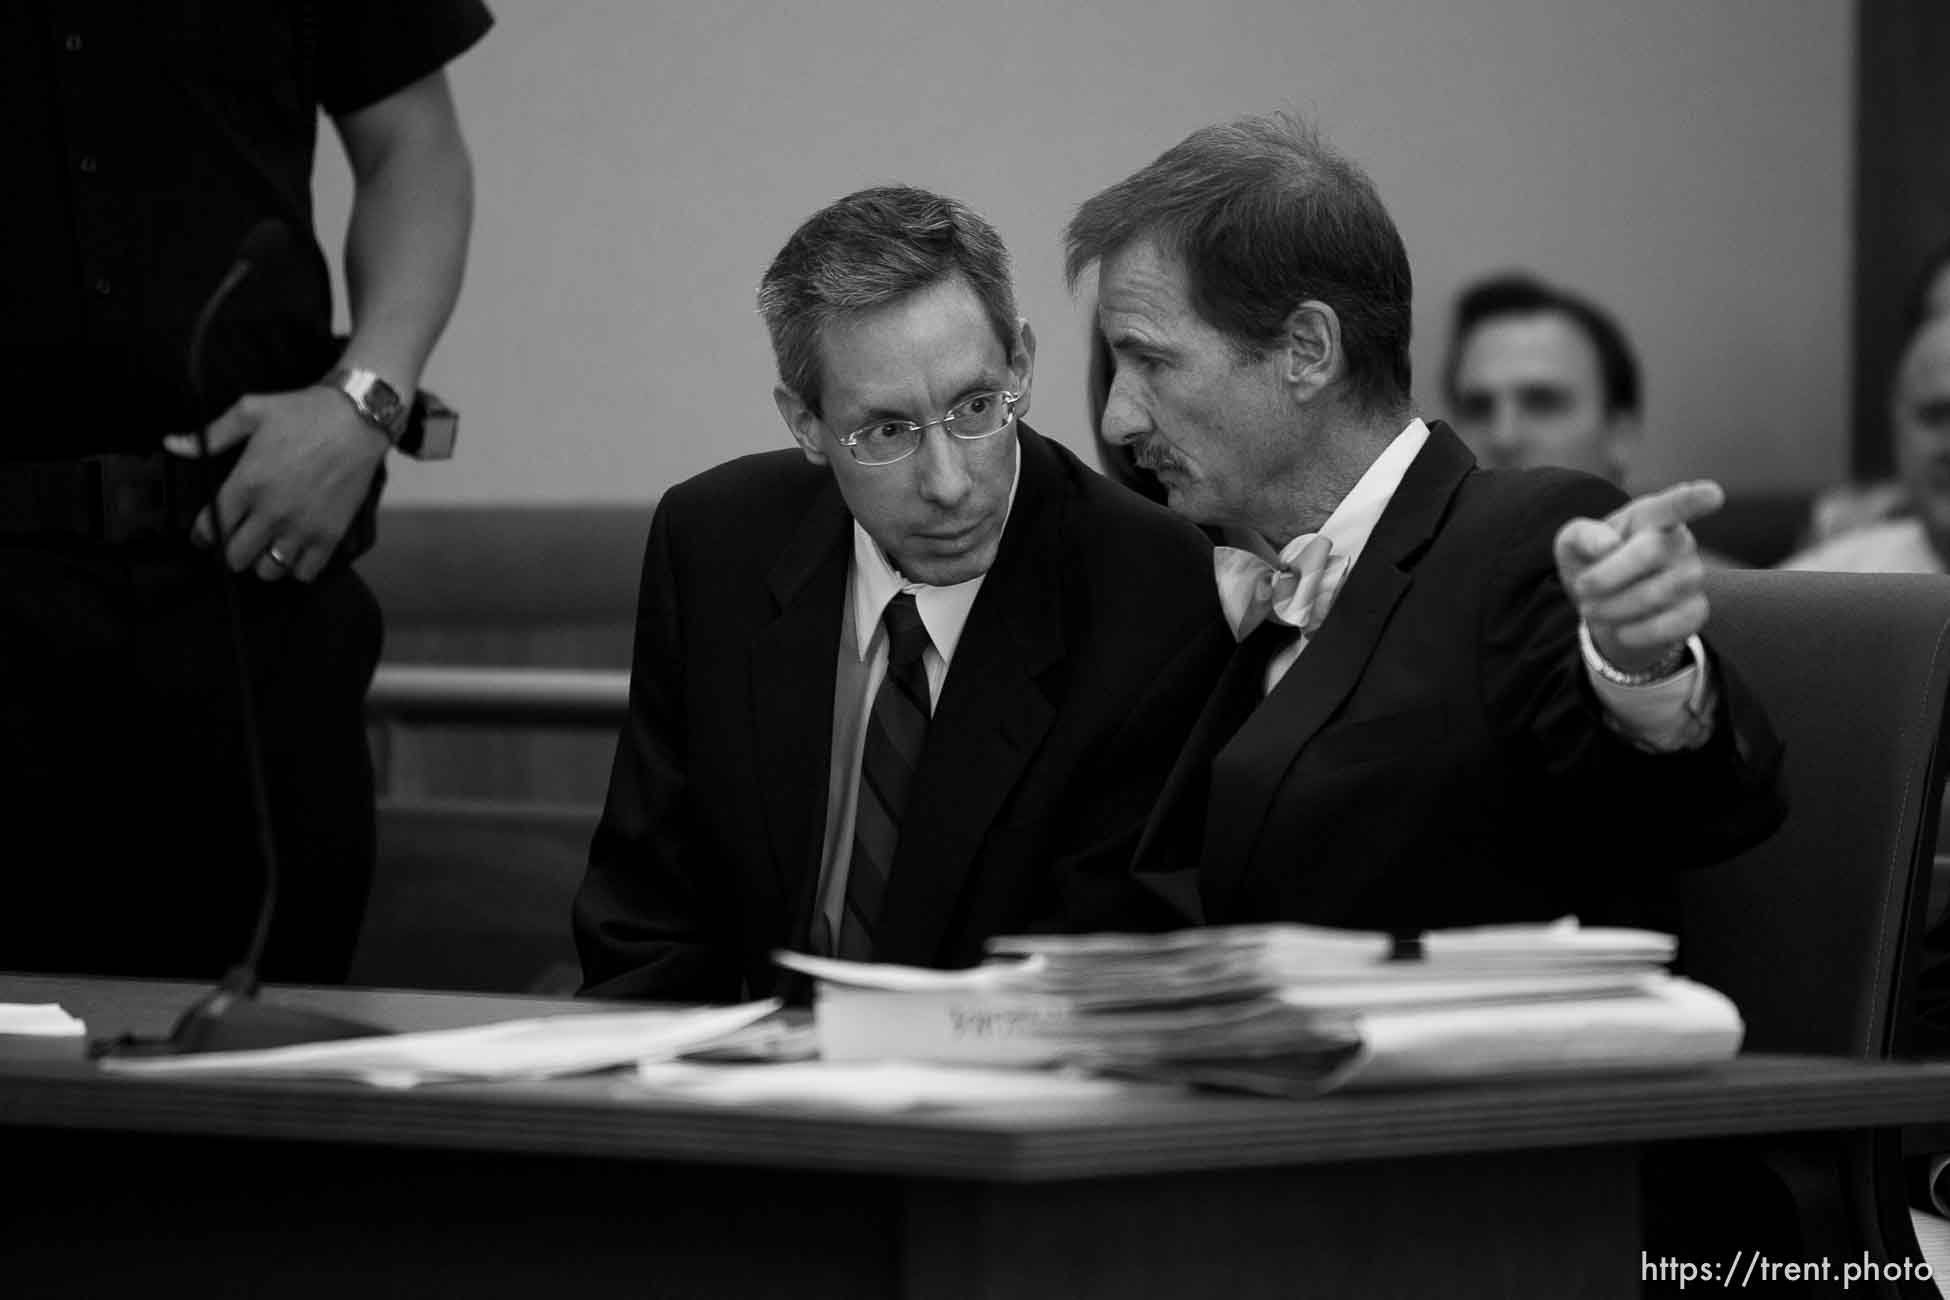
top-left (847, 430), bottom-right (1024, 664)
top-left (1305, 417), bottom-right (1430, 575)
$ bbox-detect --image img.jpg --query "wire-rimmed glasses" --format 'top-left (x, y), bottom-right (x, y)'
top-left (834, 390), bottom-right (1021, 466)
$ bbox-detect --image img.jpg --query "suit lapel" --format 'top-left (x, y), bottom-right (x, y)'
top-left (1127, 620), bottom-right (1289, 925)
top-left (1199, 422), bottom-right (1477, 919)
top-left (750, 481), bottom-right (852, 946)
top-left (871, 427), bottom-right (1065, 965)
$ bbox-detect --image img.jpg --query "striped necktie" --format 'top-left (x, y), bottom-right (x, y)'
top-left (836, 592), bottom-right (933, 961)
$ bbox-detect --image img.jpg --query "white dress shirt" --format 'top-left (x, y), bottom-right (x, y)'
top-left (811, 442), bottom-right (1021, 948)
top-left (1258, 419), bottom-right (1713, 752)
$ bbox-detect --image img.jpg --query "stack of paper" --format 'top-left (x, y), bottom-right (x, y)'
top-left (776, 918), bottom-right (1744, 1094)
top-left (774, 953), bottom-right (1073, 1066)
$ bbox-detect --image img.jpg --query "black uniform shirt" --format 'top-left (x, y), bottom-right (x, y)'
top-left (0, 1), bottom-right (492, 459)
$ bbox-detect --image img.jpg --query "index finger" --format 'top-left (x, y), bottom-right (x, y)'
top-left (1603, 479), bottom-right (1725, 536)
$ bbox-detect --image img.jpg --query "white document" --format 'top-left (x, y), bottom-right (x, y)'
top-left (0, 1003), bottom-right (85, 1037)
top-left (771, 925), bottom-right (1734, 1092)
top-left (1318, 976), bottom-right (1743, 1092)
top-left (632, 1059), bottom-right (1135, 1112)
top-left (1274, 971), bottom-right (1658, 1012)
top-left (811, 984), bottom-right (1078, 1066)
top-left (773, 950), bottom-right (1040, 991)
top-left (777, 951), bottom-right (1084, 1065)
top-left (98, 1000), bottom-right (779, 1089)
top-left (984, 918), bottom-right (1678, 1002)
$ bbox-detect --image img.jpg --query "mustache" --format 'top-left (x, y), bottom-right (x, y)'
top-left (1131, 440), bottom-right (1185, 475)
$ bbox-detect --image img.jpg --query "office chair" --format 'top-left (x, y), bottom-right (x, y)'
top-left (1669, 569), bottom-right (1950, 1296)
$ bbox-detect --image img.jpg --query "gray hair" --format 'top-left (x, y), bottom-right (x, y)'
top-left (758, 186), bottom-right (1018, 415)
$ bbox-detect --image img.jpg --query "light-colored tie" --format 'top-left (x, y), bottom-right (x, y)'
top-left (1213, 533), bottom-right (1338, 642)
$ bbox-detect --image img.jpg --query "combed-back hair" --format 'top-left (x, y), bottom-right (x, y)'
top-left (1064, 112), bottom-right (1413, 414)
top-left (758, 185), bottom-right (1017, 416)
top-left (1442, 272), bottom-right (1642, 418)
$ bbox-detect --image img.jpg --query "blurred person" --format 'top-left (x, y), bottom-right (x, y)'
top-left (1782, 312), bottom-right (1950, 573)
top-left (1906, 235), bottom-right (1950, 330)
top-left (0, 3), bottom-right (491, 982)
top-left (1443, 272), bottom-right (1640, 485)
top-left (1788, 265), bottom-right (1950, 1281)
top-left (1795, 235), bottom-right (1950, 551)
top-left (1064, 112), bottom-right (1785, 940)
top-left (574, 187), bottom-right (1230, 1002)
top-left (1900, 231), bottom-right (1950, 1288)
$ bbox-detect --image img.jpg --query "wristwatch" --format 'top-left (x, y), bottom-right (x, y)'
top-left (326, 367), bottom-right (410, 444)
top-left (1578, 621), bottom-right (1702, 687)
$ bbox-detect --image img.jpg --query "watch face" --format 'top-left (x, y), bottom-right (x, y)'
top-left (363, 378), bottom-right (405, 426)
top-left (341, 369), bottom-right (407, 436)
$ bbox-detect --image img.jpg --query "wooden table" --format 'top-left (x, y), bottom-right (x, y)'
top-left (6, 974), bottom-right (1950, 1299)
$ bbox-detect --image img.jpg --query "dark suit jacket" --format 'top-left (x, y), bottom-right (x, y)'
top-left (576, 425), bottom-right (1233, 1001)
top-left (1130, 421), bottom-right (1787, 937)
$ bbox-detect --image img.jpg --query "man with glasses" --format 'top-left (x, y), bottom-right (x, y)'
top-left (574, 186), bottom-right (1231, 1001)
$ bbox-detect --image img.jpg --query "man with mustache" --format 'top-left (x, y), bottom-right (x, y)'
top-left (575, 186), bottom-right (1231, 1000)
top-left (1066, 113), bottom-right (1785, 939)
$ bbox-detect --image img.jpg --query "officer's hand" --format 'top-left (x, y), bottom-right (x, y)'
top-left (164, 387), bottom-right (388, 582)
top-left (1554, 480), bottom-right (1722, 676)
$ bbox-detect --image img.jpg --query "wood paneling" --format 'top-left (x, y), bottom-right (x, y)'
top-left (359, 506), bottom-right (646, 804)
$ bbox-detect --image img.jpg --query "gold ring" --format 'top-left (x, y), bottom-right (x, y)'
top-left (265, 545), bottom-right (291, 568)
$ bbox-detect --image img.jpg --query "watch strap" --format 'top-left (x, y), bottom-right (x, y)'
top-left (326, 367), bottom-right (409, 442)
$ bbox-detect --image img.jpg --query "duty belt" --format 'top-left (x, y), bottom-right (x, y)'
top-left (0, 450), bottom-right (378, 559)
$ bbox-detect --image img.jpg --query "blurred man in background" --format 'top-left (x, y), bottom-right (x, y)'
top-left (1444, 272), bottom-right (1641, 486)
top-left (1783, 311), bottom-right (1950, 573)
top-left (1786, 237), bottom-right (1950, 557)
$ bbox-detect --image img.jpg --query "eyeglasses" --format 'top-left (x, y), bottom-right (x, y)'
top-left (834, 390), bottom-right (1021, 466)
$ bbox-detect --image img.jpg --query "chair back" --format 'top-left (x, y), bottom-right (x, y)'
top-left (352, 801), bottom-right (591, 994)
top-left (1680, 569), bottom-right (1950, 1058)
